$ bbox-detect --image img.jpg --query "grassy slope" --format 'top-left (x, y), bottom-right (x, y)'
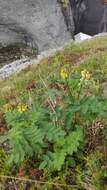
top-left (0, 36), bottom-right (107, 106)
top-left (0, 36), bottom-right (107, 190)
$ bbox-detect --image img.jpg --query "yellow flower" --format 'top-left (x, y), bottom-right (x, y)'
top-left (81, 70), bottom-right (91, 80)
top-left (17, 103), bottom-right (28, 113)
top-left (81, 70), bottom-right (86, 78)
top-left (60, 68), bottom-right (68, 79)
top-left (85, 72), bottom-right (91, 80)
top-left (3, 103), bottom-right (13, 112)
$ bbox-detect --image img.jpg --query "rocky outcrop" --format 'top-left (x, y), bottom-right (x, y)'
top-left (0, 0), bottom-right (106, 54)
top-left (80, 0), bottom-right (105, 35)
top-left (0, 0), bottom-right (73, 52)
top-left (0, 40), bottom-right (72, 80)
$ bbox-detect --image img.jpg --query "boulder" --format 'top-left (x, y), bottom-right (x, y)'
top-left (75, 32), bottom-right (92, 41)
top-left (80, 0), bottom-right (105, 35)
top-left (70, 0), bottom-right (107, 35)
top-left (0, 0), bottom-right (106, 54)
top-left (0, 0), bottom-right (73, 52)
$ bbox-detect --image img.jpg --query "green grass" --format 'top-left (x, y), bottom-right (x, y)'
top-left (1, 36), bottom-right (107, 190)
top-left (0, 36), bottom-right (107, 105)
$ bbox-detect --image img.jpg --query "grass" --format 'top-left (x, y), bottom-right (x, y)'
top-left (0, 36), bottom-right (107, 105)
top-left (0, 35), bottom-right (107, 190)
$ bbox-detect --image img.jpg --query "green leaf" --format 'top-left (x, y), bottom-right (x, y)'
top-left (64, 126), bottom-right (83, 155)
top-left (45, 124), bottom-right (66, 142)
top-left (52, 150), bottom-right (66, 170)
top-left (39, 160), bottom-right (47, 169)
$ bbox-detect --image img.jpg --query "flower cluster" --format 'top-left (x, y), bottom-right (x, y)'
top-left (3, 104), bottom-right (13, 112)
top-left (81, 70), bottom-right (91, 80)
top-left (17, 103), bottom-right (28, 113)
top-left (3, 103), bottom-right (28, 113)
top-left (60, 68), bottom-right (69, 79)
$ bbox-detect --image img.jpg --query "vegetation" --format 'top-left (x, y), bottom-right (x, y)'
top-left (0, 36), bottom-right (107, 189)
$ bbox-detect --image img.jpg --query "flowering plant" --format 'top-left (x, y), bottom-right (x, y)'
top-left (1, 69), bottom-right (107, 172)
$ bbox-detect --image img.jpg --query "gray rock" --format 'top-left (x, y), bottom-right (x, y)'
top-left (80, 0), bottom-right (105, 35)
top-left (0, 58), bottom-right (32, 79)
top-left (0, 40), bottom-right (73, 80)
top-left (0, 0), bottom-right (73, 52)
top-left (70, 0), bottom-right (107, 36)
top-left (75, 32), bottom-right (92, 41)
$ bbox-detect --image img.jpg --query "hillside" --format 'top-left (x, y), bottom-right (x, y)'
top-left (0, 36), bottom-right (107, 190)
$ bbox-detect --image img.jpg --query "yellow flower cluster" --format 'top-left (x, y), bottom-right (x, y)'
top-left (17, 103), bottom-right (28, 113)
top-left (3, 102), bottom-right (28, 113)
top-left (81, 70), bottom-right (91, 80)
top-left (3, 103), bottom-right (12, 112)
top-left (60, 68), bottom-right (69, 79)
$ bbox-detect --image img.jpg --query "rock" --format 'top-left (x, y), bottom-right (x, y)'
top-left (0, 44), bottom-right (37, 67)
top-left (69, 0), bottom-right (87, 34)
top-left (0, 58), bottom-right (32, 79)
top-left (0, 0), bottom-right (106, 54)
top-left (70, 0), bottom-right (107, 36)
top-left (0, 40), bottom-right (73, 80)
top-left (75, 32), bottom-right (92, 41)
top-left (0, 0), bottom-right (73, 52)
top-left (0, 0), bottom-right (107, 56)
top-left (80, 0), bottom-right (105, 35)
